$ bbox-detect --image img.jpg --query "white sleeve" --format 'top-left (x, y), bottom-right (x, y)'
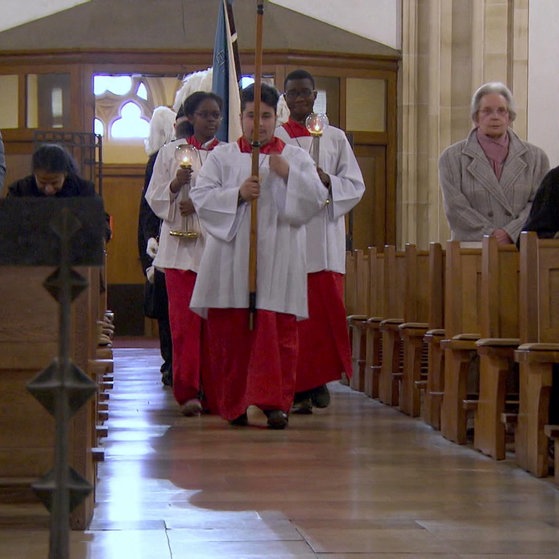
top-left (326, 131), bottom-right (366, 220)
top-left (190, 150), bottom-right (248, 242)
top-left (281, 146), bottom-right (329, 225)
top-left (145, 146), bottom-right (180, 223)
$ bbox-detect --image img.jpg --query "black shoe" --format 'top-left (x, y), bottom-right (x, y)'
top-left (291, 398), bottom-right (313, 415)
top-left (264, 410), bottom-right (288, 429)
top-left (161, 370), bottom-right (173, 387)
top-left (293, 390), bottom-right (312, 404)
top-left (310, 385), bottom-right (330, 408)
top-left (229, 412), bottom-right (248, 427)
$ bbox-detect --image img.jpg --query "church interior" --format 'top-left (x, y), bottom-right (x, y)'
top-left (1, 1), bottom-right (559, 557)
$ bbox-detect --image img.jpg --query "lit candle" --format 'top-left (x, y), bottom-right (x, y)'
top-left (305, 113), bottom-right (329, 164)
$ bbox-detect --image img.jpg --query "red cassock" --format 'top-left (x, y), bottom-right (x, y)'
top-left (205, 309), bottom-right (297, 421)
top-left (295, 270), bottom-right (352, 392)
top-left (165, 269), bottom-right (213, 409)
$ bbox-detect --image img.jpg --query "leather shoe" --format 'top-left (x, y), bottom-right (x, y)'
top-left (229, 412), bottom-right (248, 426)
top-left (291, 398), bottom-right (313, 414)
top-left (310, 385), bottom-right (330, 408)
top-left (264, 410), bottom-right (288, 429)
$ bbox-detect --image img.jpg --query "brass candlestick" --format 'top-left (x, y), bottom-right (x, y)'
top-left (169, 143), bottom-right (200, 239)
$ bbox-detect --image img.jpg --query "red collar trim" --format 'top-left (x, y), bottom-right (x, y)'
top-left (187, 136), bottom-right (220, 150)
top-left (237, 136), bottom-right (286, 154)
top-left (281, 118), bottom-right (311, 138)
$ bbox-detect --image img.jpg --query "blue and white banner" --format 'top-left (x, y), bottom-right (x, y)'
top-left (212, 0), bottom-right (242, 142)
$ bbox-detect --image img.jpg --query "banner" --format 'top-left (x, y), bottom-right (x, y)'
top-left (212, 0), bottom-right (242, 142)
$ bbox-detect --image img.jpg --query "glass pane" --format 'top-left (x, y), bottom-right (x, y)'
top-left (240, 76), bottom-right (254, 88)
top-left (137, 82), bottom-right (148, 100)
top-left (94, 75), bottom-right (132, 96)
top-left (0, 75), bottom-right (19, 128)
top-left (111, 101), bottom-right (150, 139)
top-left (94, 118), bottom-right (104, 137)
top-left (314, 77), bottom-right (340, 128)
top-left (27, 73), bottom-right (71, 129)
top-left (346, 78), bottom-right (386, 132)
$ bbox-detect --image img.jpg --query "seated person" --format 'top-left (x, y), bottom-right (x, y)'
top-left (8, 143), bottom-right (111, 241)
top-left (521, 166), bottom-right (559, 238)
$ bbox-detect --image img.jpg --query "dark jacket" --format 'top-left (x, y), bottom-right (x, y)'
top-left (137, 151), bottom-right (162, 273)
top-left (8, 173), bottom-right (96, 198)
top-left (522, 165), bottom-right (559, 239)
top-left (8, 173), bottom-right (111, 242)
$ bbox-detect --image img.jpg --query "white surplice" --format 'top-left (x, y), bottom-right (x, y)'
top-left (275, 125), bottom-right (365, 273)
top-left (145, 138), bottom-right (216, 273)
top-left (189, 141), bottom-right (328, 320)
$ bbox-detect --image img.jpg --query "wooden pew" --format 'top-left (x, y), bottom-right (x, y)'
top-left (364, 246), bottom-right (384, 398)
top-left (422, 243), bottom-right (446, 429)
top-left (398, 244), bottom-right (431, 416)
top-left (473, 236), bottom-right (520, 460)
top-left (378, 245), bottom-right (406, 406)
top-left (514, 232), bottom-right (559, 477)
top-left (440, 242), bottom-right (482, 444)
top-left (0, 266), bottom-right (101, 529)
top-left (347, 249), bottom-right (370, 392)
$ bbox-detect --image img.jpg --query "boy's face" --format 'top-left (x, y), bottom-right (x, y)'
top-left (283, 77), bottom-right (317, 122)
top-left (241, 101), bottom-right (277, 146)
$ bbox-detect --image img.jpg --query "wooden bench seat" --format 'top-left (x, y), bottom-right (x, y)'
top-left (364, 247), bottom-right (384, 398)
top-left (440, 242), bottom-right (482, 444)
top-left (513, 232), bottom-right (559, 478)
top-left (472, 237), bottom-right (521, 460)
top-left (378, 245), bottom-right (406, 406)
top-left (398, 244), bottom-right (431, 417)
top-left (347, 249), bottom-right (370, 393)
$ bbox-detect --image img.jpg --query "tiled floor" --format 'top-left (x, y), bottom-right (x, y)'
top-left (1, 338), bottom-right (559, 558)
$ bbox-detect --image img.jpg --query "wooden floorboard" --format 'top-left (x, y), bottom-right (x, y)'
top-left (1, 337), bottom-right (558, 558)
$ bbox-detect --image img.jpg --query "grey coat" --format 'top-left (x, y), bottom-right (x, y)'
top-left (438, 128), bottom-right (549, 242)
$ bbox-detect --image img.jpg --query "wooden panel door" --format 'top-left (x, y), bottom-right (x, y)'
top-left (351, 144), bottom-right (387, 251)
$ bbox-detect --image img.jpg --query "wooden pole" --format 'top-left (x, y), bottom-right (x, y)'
top-left (248, 0), bottom-right (264, 330)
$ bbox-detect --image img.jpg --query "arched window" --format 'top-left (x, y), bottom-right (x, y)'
top-left (111, 101), bottom-right (150, 139)
top-left (94, 75), bottom-right (153, 141)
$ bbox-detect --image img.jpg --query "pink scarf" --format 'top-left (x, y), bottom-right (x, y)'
top-left (476, 128), bottom-right (509, 181)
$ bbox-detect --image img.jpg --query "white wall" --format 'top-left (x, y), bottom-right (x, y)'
top-left (270, 0), bottom-right (401, 50)
top-left (0, 0), bottom-right (90, 32)
top-left (528, 0), bottom-right (559, 167)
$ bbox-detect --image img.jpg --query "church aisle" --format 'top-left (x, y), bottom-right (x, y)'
top-left (1, 338), bottom-right (559, 558)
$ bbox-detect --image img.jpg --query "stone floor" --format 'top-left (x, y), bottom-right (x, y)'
top-left (1, 337), bottom-right (559, 558)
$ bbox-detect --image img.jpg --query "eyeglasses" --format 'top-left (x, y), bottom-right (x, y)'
top-left (194, 111), bottom-right (222, 120)
top-left (478, 107), bottom-right (509, 117)
top-left (284, 88), bottom-right (315, 100)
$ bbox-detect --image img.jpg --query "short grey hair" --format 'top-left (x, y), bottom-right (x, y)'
top-left (470, 82), bottom-right (517, 122)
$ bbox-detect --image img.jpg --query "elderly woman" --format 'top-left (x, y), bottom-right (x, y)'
top-left (439, 82), bottom-right (549, 244)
